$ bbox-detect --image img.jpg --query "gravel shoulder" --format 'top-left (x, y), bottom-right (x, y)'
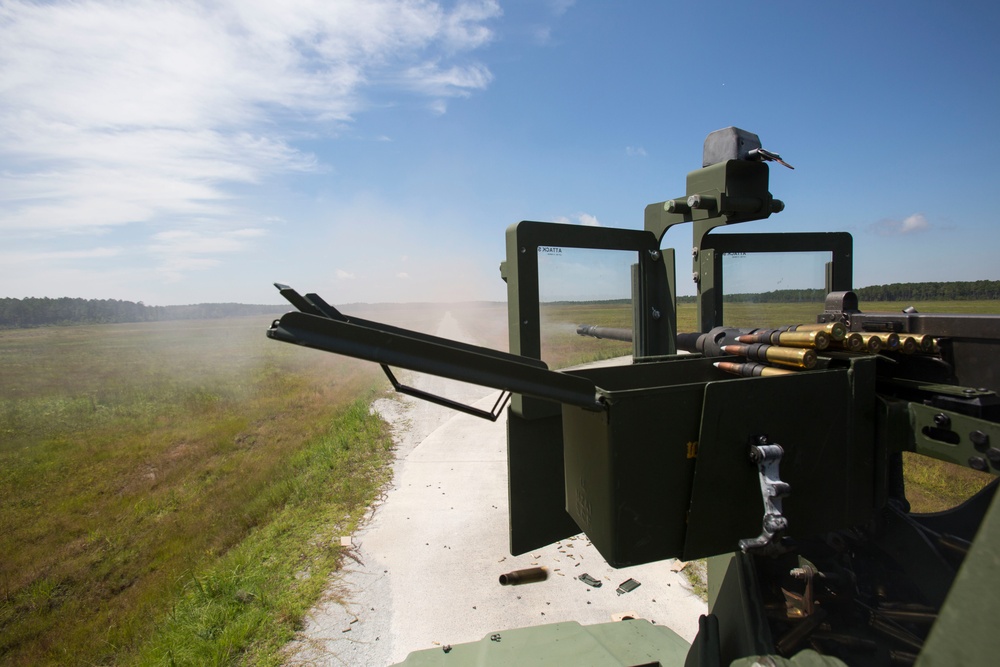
top-left (285, 313), bottom-right (707, 666)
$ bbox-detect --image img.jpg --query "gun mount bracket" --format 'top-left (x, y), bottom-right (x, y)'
top-left (739, 437), bottom-right (790, 553)
top-left (269, 283), bottom-right (599, 420)
top-left (382, 365), bottom-right (512, 422)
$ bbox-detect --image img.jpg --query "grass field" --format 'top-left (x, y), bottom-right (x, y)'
top-left (2, 299), bottom-right (997, 664)
top-left (0, 316), bottom-right (396, 666)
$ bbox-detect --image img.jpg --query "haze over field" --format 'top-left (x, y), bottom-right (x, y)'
top-left (2, 1), bottom-right (999, 305)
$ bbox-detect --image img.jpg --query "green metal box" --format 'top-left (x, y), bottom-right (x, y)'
top-left (561, 356), bottom-right (878, 567)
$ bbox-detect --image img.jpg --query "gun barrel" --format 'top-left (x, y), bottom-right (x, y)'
top-left (576, 324), bottom-right (633, 342)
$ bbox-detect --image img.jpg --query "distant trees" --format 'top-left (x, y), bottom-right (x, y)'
top-left (675, 281), bottom-right (1000, 305)
top-left (0, 297), bottom-right (286, 329)
top-left (853, 280), bottom-right (1000, 302)
top-left (705, 280), bottom-right (1000, 304)
top-left (3, 280), bottom-right (1000, 329)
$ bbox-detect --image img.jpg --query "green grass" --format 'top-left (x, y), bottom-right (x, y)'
top-left (134, 399), bottom-right (393, 666)
top-left (0, 317), bottom-right (389, 666)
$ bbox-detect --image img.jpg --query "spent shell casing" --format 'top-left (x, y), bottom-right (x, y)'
top-left (786, 321), bottom-right (848, 342)
top-left (713, 361), bottom-right (797, 377)
top-left (722, 344), bottom-right (817, 370)
top-left (498, 567), bottom-right (548, 586)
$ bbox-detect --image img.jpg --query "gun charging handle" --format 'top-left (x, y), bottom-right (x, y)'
top-left (739, 437), bottom-right (790, 553)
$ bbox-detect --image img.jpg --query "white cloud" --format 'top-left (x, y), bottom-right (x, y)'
top-left (900, 214), bottom-right (930, 233)
top-left (870, 213), bottom-right (931, 236)
top-left (626, 145), bottom-right (647, 157)
top-left (555, 212), bottom-right (601, 227)
top-left (0, 0), bottom-right (499, 281)
top-left (336, 269), bottom-right (356, 280)
top-left (547, 0), bottom-right (577, 16)
top-left (397, 272), bottom-right (411, 280)
top-left (149, 229), bottom-right (265, 255)
top-left (0, 247), bottom-right (123, 264)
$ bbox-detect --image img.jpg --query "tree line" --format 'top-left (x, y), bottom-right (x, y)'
top-left (678, 280), bottom-right (1000, 304)
top-left (0, 297), bottom-right (287, 329)
top-left (3, 280), bottom-right (999, 329)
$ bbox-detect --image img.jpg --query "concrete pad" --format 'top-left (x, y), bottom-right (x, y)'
top-left (285, 313), bottom-right (707, 666)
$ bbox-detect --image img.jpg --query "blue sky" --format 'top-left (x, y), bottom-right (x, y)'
top-left (2, 1), bottom-right (999, 305)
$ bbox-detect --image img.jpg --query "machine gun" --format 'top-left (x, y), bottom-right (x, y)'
top-left (267, 128), bottom-right (1000, 666)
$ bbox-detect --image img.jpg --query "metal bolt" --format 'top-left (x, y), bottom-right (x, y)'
top-left (963, 388), bottom-right (976, 395)
top-left (650, 307), bottom-right (661, 321)
top-left (933, 413), bottom-right (951, 428)
top-left (687, 194), bottom-right (704, 209)
top-left (987, 448), bottom-right (1000, 469)
top-left (970, 430), bottom-right (990, 451)
top-left (648, 249), bottom-right (661, 261)
top-left (692, 246), bottom-right (699, 258)
top-left (969, 456), bottom-right (989, 472)
top-left (692, 272), bottom-right (700, 283)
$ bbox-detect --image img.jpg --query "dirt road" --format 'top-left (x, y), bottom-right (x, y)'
top-left (285, 312), bottom-right (706, 666)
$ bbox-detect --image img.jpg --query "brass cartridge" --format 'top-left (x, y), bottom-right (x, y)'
top-left (714, 361), bottom-right (797, 377)
top-left (722, 344), bottom-right (817, 370)
top-left (738, 330), bottom-right (831, 350)
top-left (898, 336), bottom-right (918, 354)
top-left (828, 332), bottom-right (865, 352)
top-left (785, 321), bottom-right (848, 342)
top-left (859, 332), bottom-right (902, 352)
top-left (915, 334), bottom-right (935, 353)
top-left (879, 332), bottom-right (900, 350)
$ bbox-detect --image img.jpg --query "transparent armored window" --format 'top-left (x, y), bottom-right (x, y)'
top-left (720, 251), bottom-right (831, 328)
top-left (536, 246), bottom-right (635, 369)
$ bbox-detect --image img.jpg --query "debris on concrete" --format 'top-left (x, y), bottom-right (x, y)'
top-left (616, 578), bottom-right (641, 595)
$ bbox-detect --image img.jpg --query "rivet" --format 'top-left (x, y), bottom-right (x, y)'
top-left (969, 456), bottom-right (989, 472)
